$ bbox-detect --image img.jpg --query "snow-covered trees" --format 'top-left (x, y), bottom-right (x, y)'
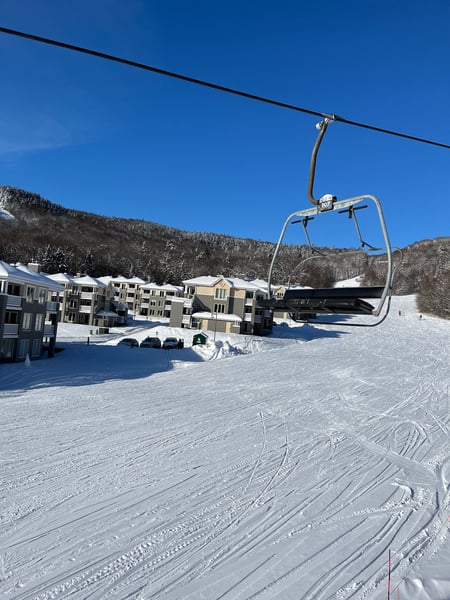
top-left (1, 186), bottom-right (448, 319)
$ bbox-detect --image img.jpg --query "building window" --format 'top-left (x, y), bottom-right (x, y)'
top-left (5, 311), bottom-right (19, 324)
top-left (26, 286), bottom-right (34, 302)
top-left (22, 313), bottom-right (32, 330)
top-left (215, 288), bottom-right (226, 299)
top-left (38, 288), bottom-right (47, 304)
top-left (35, 313), bottom-right (44, 331)
top-left (214, 304), bottom-right (225, 314)
top-left (68, 313), bottom-right (76, 322)
top-left (7, 283), bottom-right (21, 296)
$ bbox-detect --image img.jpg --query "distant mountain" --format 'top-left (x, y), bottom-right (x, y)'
top-left (0, 185), bottom-right (448, 318)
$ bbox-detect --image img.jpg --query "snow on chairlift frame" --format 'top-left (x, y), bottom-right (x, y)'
top-left (264, 118), bottom-right (394, 327)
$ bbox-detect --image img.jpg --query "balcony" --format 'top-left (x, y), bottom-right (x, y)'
top-left (6, 295), bottom-right (22, 309)
top-left (80, 292), bottom-right (94, 300)
top-left (183, 298), bottom-right (193, 308)
top-left (79, 306), bottom-right (92, 313)
top-left (3, 323), bottom-right (19, 336)
top-left (44, 324), bottom-right (55, 336)
top-left (46, 301), bottom-right (60, 313)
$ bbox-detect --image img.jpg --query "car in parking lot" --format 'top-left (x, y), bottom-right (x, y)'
top-left (162, 337), bottom-right (180, 349)
top-left (140, 336), bottom-right (162, 349)
top-left (117, 337), bottom-right (139, 347)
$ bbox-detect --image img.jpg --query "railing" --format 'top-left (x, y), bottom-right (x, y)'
top-left (6, 295), bottom-right (22, 309)
top-left (46, 301), bottom-right (59, 313)
top-left (79, 306), bottom-right (91, 313)
top-left (44, 324), bottom-right (55, 336)
top-left (3, 323), bottom-right (19, 336)
top-left (80, 292), bottom-right (94, 300)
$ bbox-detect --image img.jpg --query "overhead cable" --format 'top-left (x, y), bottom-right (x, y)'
top-left (0, 25), bottom-right (449, 150)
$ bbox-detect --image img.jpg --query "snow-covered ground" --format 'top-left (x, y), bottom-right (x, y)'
top-left (1, 296), bottom-right (449, 600)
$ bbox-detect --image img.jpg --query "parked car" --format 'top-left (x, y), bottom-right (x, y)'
top-left (140, 336), bottom-right (162, 349)
top-left (117, 337), bottom-right (139, 347)
top-left (162, 337), bottom-right (180, 349)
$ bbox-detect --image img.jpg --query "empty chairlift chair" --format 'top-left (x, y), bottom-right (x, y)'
top-left (262, 117), bottom-right (394, 327)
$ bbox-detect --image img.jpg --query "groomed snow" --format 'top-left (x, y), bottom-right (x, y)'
top-left (1, 296), bottom-right (449, 599)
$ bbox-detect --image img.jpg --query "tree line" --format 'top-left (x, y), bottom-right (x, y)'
top-left (0, 186), bottom-right (448, 319)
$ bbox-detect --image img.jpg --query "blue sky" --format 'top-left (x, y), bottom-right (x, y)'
top-left (0, 0), bottom-right (449, 250)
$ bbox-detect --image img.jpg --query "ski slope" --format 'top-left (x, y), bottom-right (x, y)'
top-left (1, 296), bottom-right (449, 599)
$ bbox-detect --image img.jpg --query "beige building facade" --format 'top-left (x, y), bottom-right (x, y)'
top-left (170, 276), bottom-right (273, 336)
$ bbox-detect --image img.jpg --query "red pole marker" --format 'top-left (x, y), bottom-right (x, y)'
top-left (387, 549), bottom-right (391, 600)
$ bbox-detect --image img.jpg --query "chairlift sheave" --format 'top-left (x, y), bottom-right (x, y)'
top-left (263, 117), bottom-right (393, 327)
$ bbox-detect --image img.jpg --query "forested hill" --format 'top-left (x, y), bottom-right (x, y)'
top-left (1, 185), bottom-right (448, 318)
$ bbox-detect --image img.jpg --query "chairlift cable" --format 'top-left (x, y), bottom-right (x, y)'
top-left (0, 26), bottom-right (449, 150)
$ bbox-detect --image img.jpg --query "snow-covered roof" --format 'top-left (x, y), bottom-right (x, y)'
top-left (0, 261), bottom-right (64, 291)
top-left (47, 272), bottom-right (76, 284)
top-left (107, 275), bottom-right (129, 283)
top-left (97, 276), bottom-right (115, 285)
top-left (140, 282), bottom-right (183, 292)
top-left (73, 275), bottom-right (107, 287)
top-left (108, 276), bottom-right (146, 285)
top-left (182, 275), bottom-right (223, 286)
top-left (225, 277), bottom-right (268, 293)
top-left (182, 275), bottom-right (269, 293)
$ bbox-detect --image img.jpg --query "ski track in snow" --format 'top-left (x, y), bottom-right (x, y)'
top-left (0, 296), bottom-right (449, 599)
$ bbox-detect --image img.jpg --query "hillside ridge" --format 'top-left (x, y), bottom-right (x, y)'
top-left (0, 185), bottom-right (448, 318)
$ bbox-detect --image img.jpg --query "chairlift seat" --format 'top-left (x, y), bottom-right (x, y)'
top-left (262, 286), bottom-right (384, 316)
